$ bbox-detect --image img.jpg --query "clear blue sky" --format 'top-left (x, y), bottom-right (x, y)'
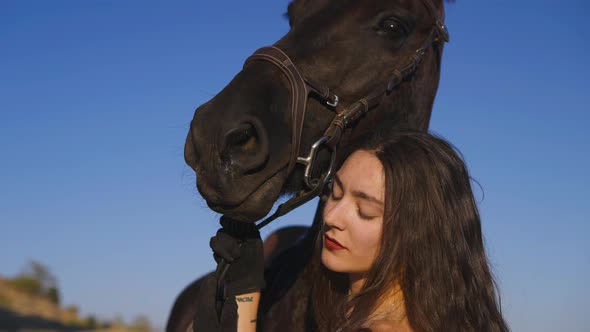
top-left (1, 0), bottom-right (588, 330)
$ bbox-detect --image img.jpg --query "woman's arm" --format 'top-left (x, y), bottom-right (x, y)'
top-left (208, 217), bottom-right (265, 331)
top-left (235, 290), bottom-right (261, 332)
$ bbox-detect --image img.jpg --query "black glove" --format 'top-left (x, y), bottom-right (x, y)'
top-left (193, 216), bottom-right (264, 332)
top-left (192, 273), bottom-right (237, 332)
top-left (210, 216), bottom-right (265, 297)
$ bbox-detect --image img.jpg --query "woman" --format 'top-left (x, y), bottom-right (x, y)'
top-left (204, 130), bottom-right (509, 332)
top-left (310, 130), bottom-right (508, 331)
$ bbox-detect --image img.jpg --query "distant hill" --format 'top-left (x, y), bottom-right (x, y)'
top-left (0, 275), bottom-right (152, 332)
top-left (0, 275), bottom-right (92, 331)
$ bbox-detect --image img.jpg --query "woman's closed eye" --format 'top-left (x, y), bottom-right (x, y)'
top-left (356, 205), bottom-right (379, 220)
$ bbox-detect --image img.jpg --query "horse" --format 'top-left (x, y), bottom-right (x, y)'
top-left (172, 0), bottom-right (450, 330)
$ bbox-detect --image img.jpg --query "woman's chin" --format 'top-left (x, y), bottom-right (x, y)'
top-left (321, 248), bottom-right (373, 275)
top-left (321, 249), bottom-right (346, 273)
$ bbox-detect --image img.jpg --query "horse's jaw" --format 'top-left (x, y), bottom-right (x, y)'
top-left (199, 166), bottom-right (290, 223)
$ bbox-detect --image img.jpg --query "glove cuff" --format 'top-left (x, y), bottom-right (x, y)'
top-left (224, 279), bottom-right (266, 297)
top-left (220, 216), bottom-right (259, 239)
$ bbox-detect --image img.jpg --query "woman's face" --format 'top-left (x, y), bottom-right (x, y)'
top-left (321, 150), bottom-right (385, 274)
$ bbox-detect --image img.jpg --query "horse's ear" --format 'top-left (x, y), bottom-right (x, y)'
top-left (282, 11), bottom-right (291, 27)
top-left (286, 0), bottom-right (310, 27)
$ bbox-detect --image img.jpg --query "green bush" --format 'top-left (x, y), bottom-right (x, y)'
top-left (0, 294), bottom-right (11, 307)
top-left (9, 276), bottom-right (42, 296)
top-left (46, 286), bottom-right (60, 305)
top-left (85, 315), bottom-right (98, 329)
top-left (8, 261), bottom-right (61, 304)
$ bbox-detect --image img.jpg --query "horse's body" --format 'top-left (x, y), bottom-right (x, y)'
top-left (172, 0), bottom-right (448, 330)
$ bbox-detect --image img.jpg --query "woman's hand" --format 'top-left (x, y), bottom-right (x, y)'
top-left (210, 217), bottom-right (265, 296)
top-left (209, 216), bottom-right (265, 331)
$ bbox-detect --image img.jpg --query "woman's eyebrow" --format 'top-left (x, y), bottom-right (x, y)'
top-left (352, 190), bottom-right (384, 206)
top-left (334, 174), bottom-right (383, 206)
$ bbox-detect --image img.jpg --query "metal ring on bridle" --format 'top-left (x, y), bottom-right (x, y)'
top-left (245, 0), bottom-right (449, 232)
top-left (297, 136), bottom-right (337, 190)
top-left (216, 0), bottom-right (449, 310)
top-left (326, 95), bottom-right (339, 108)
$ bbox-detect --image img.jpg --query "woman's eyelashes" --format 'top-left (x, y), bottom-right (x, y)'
top-left (330, 181), bottom-right (379, 220)
top-left (357, 206), bottom-right (378, 220)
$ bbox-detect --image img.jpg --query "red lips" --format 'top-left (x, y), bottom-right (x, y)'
top-left (324, 234), bottom-right (346, 250)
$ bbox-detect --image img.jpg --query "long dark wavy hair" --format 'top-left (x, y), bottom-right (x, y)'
top-left (310, 130), bottom-right (509, 332)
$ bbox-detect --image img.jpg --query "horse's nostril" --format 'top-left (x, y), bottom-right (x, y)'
top-left (224, 123), bottom-right (258, 154)
top-left (221, 120), bottom-right (269, 174)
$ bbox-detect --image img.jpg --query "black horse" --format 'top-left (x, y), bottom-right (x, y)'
top-left (173, 0), bottom-right (449, 330)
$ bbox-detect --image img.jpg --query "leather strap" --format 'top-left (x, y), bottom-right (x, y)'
top-left (244, 46), bottom-right (312, 178)
top-left (241, 0), bottom-right (450, 231)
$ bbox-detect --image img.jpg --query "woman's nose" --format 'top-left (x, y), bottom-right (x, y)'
top-left (323, 199), bottom-right (346, 230)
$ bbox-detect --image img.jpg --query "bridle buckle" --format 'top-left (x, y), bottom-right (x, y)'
top-left (326, 95), bottom-right (339, 108)
top-left (297, 136), bottom-right (337, 190)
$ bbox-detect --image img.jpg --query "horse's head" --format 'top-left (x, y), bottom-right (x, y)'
top-left (185, 0), bottom-right (447, 222)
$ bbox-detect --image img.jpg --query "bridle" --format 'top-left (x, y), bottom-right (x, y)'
top-left (245, 0), bottom-right (449, 230)
top-left (214, 0), bottom-right (449, 310)
top-left (246, 0), bottom-right (449, 230)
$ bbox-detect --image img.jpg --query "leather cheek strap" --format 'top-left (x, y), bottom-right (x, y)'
top-left (243, 46), bottom-right (310, 177)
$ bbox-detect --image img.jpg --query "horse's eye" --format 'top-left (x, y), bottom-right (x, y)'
top-left (377, 17), bottom-right (408, 38)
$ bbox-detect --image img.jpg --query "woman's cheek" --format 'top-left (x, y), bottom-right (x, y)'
top-left (351, 221), bottom-right (383, 262)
